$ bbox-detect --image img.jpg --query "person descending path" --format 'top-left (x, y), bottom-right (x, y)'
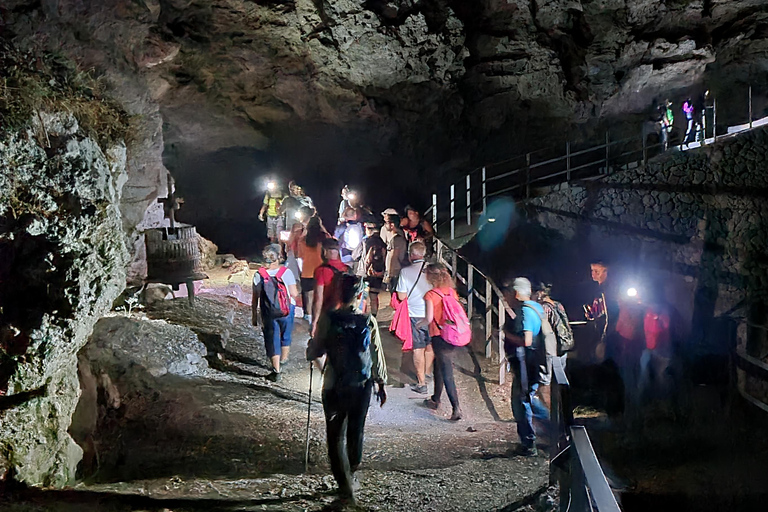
top-left (298, 215), bottom-right (329, 324)
top-left (259, 182), bottom-right (286, 244)
top-left (307, 274), bottom-right (387, 505)
top-left (355, 221), bottom-right (387, 317)
top-left (682, 98), bottom-right (695, 146)
top-left (252, 244), bottom-right (299, 382)
top-left (504, 277), bottom-right (556, 456)
top-left (396, 242), bottom-right (433, 394)
top-left (312, 238), bottom-right (350, 337)
top-left (422, 263), bottom-right (470, 421)
top-left (383, 214), bottom-right (408, 293)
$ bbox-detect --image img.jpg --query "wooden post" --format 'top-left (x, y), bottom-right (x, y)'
top-left (749, 85), bottom-right (753, 129)
top-left (485, 279), bottom-right (492, 359)
top-left (482, 167), bottom-right (487, 214)
top-left (498, 296), bottom-right (506, 385)
top-left (450, 184), bottom-right (455, 240)
top-left (467, 265), bottom-right (474, 320)
top-left (432, 193), bottom-right (437, 228)
top-left (566, 141), bottom-right (571, 181)
top-left (604, 131), bottom-right (610, 174)
top-left (525, 153), bottom-right (531, 199)
top-left (466, 174), bottom-right (471, 226)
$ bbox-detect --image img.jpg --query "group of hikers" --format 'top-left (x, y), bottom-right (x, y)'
top-left (657, 94), bottom-right (709, 151)
top-left (251, 181), bottom-right (677, 505)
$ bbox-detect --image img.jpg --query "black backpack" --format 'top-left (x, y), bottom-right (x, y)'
top-left (326, 310), bottom-right (372, 387)
top-left (366, 236), bottom-right (386, 277)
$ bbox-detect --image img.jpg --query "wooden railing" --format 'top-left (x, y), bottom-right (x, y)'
top-left (550, 359), bottom-right (622, 512)
top-left (435, 237), bottom-right (513, 384)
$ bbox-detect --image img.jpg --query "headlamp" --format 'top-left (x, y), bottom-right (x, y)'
top-left (267, 181), bottom-right (276, 192)
top-left (627, 287), bottom-right (638, 298)
top-left (294, 211), bottom-right (303, 220)
top-left (348, 192), bottom-right (357, 202)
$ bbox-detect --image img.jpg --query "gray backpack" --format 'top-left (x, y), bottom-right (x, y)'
top-left (523, 304), bottom-right (557, 357)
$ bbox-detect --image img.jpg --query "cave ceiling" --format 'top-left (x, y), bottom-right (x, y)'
top-left (3, 0), bottom-right (768, 229)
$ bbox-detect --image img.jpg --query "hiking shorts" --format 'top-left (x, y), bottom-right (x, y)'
top-left (266, 216), bottom-right (284, 240)
top-left (262, 305), bottom-right (295, 357)
top-left (410, 317), bottom-right (431, 349)
top-left (365, 276), bottom-right (383, 293)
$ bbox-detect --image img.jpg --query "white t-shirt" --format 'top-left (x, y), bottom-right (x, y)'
top-left (253, 266), bottom-right (297, 305)
top-left (396, 260), bottom-right (432, 318)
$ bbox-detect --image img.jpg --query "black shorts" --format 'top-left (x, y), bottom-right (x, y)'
top-left (365, 276), bottom-right (383, 292)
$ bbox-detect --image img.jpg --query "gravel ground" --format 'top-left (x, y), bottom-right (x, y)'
top-left (3, 271), bottom-right (550, 511)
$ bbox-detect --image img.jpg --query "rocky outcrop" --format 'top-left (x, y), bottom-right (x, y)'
top-left (0, 114), bottom-right (129, 486)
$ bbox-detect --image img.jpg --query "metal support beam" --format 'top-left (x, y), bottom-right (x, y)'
top-left (604, 131), bottom-right (609, 174)
top-left (432, 193), bottom-right (437, 228)
top-left (713, 97), bottom-right (717, 142)
top-left (481, 167), bottom-right (487, 214)
top-left (466, 174), bottom-right (471, 225)
top-left (467, 265), bottom-right (474, 320)
top-left (525, 153), bottom-right (531, 199)
top-left (749, 85), bottom-right (753, 129)
top-left (450, 184), bottom-right (455, 240)
top-left (566, 141), bottom-right (571, 181)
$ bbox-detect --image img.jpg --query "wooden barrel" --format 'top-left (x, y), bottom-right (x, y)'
top-left (145, 224), bottom-right (208, 284)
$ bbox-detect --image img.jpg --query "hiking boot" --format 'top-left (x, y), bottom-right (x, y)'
top-left (513, 444), bottom-right (538, 457)
top-left (450, 408), bottom-right (464, 421)
top-left (266, 370), bottom-right (281, 382)
top-left (424, 398), bottom-right (439, 410)
top-left (410, 383), bottom-right (428, 394)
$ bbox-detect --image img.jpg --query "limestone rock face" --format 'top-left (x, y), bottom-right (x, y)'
top-left (0, 115), bottom-right (129, 486)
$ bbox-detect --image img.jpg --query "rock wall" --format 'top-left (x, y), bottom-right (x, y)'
top-left (529, 127), bottom-right (768, 401)
top-left (0, 114), bottom-right (129, 486)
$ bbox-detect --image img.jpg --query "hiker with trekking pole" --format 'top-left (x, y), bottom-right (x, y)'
top-left (306, 273), bottom-right (388, 505)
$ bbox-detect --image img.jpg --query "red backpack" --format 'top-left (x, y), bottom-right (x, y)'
top-left (257, 267), bottom-right (291, 318)
top-left (434, 290), bottom-right (471, 347)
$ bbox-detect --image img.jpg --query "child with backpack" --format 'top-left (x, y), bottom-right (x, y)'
top-left (252, 244), bottom-right (299, 382)
top-left (422, 263), bottom-right (471, 421)
top-left (306, 274), bottom-right (387, 504)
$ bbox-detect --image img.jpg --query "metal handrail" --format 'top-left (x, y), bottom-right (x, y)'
top-left (551, 359), bottom-right (623, 512)
top-left (735, 348), bottom-right (768, 414)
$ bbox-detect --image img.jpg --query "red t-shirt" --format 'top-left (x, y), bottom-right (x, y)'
top-left (313, 259), bottom-right (349, 311)
top-left (644, 307), bottom-right (671, 351)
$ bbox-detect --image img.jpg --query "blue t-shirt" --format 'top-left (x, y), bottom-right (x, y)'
top-left (521, 300), bottom-right (544, 336)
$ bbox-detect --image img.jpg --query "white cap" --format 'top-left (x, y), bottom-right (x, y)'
top-left (381, 208), bottom-right (398, 217)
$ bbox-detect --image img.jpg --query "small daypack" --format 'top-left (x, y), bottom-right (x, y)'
top-left (543, 301), bottom-right (575, 354)
top-left (366, 238), bottom-right (386, 278)
top-left (327, 311), bottom-right (373, 387)
top-left (523, 304), bottom-right (557, 357)
top-left (434, 290), bottom-right (471, 347)
top-left (257, 267), bottom-right (291, 318)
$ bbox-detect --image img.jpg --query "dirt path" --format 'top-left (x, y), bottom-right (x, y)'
top-left (4, 271), bottom-right (551, 512)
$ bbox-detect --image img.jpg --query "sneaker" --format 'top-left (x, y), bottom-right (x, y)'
top-left (450, 408), bottom-right (464, 421)
top-left (266, 370), bottom-right (281, 382)
top-left (423, 398), bottom-right (439, 410)
top-left (304, 314), bottom-right (312, 323)
top-left (513, 444), bottom-right (538, 457)
top-left (410, 383), bottom-right (428, 394)
top-left (425, 373), bottom-right (434, 382)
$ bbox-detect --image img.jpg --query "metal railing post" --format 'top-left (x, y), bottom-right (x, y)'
top-left (450, 184), bottom-right (455, 240)
top-left (498, 296), bottom-right (506, 385)
top-left (451, 250), bottom-right (457, 280)
top-left (749, 85), bottom-right (753, 129)
top-left (642, 126), bottom-right (648, 166)
top-left (485, 280), bottom-right (492, 359)
top-left (604, 131), bottom-right (609, 174)
top-left (432, 193), bottom-right (437, 227)
top-left (481, 167), bottom-right (487, 214)
top-left (713, 97), bottom-right (717, 142)
top-left (525, 153), bottom-right (531, 199)
top-left (466, 174), bottom-right (471, 226)
top-left (566, 141), bottom-right (571, 181)
top-left (467, 265), bottom-right (474, 320)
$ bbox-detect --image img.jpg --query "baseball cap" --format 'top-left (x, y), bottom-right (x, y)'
top-left (381, 208), bottom-right (398, 217)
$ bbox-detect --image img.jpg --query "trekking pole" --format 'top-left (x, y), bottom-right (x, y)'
top-left (304, 362), bottom-right (313, 472)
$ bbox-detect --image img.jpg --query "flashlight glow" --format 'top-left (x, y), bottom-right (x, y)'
top-left (627, 287), bottom-right (638, 297)
top-left (348, 192), bottom-right (357, 201)
top-left (294, 211), bottom-right (303, 220)
top-left (267, 181), bottom-right (276, 192)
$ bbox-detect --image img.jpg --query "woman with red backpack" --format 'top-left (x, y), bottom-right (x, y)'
top-left (422, 263), bottom-right (471, 421)
top-left (252, 244), bottom-right (299, 382)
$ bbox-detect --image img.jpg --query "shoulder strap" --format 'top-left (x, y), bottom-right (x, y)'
top-left (406, 261), bottom-right (427, 299)
top-left (276, 267), bottom-right (287, 279)
top-left (522, 303), bottom-right (545, 321)
top-left (258, 267), bottom-right (269, 279)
